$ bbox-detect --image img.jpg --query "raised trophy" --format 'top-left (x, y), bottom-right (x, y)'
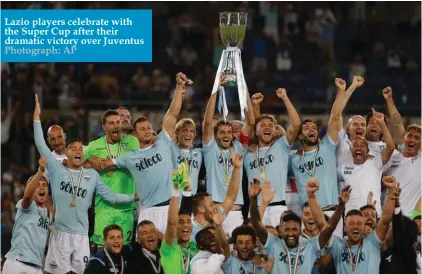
top-left (212, 12), bottom-right (248, 120)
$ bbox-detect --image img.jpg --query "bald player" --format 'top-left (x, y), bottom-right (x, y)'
top-left (46, 125), bottom-right (87, 163)
top-left (116, 107), bottom-right (135, 137)
top-left (47, 125), bottom-right (67, 162)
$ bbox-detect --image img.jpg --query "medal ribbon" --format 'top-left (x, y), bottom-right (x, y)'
top-left (105, 137), bottom-right (122, 159)
top-left (301, 232), bottom-right (311, 240)
top-left (179, 245), bottom-right (191, 274)
top-left (66, 167), bottom-right (83, 201)
top-left (283, 241), bottom-right (300, 274)
top-left (180, 149), bottom-right (194, 176)
top-left (347, 243), bottom-right (362, 273)
top-left (142, 248), bottom-right (161, 273)
top-left (256, 145), bottom-right (274, 175)
top-left (219, 148), bottom-right (232, 179)
top-left (236, 256), bottom-right (256, 274)
top-left (104, 249), bottom-right (124, 274)
top-left (301, 146), bottom-right (319, 178)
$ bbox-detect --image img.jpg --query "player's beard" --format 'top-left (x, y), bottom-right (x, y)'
top-left (303, 137), bottom-right (318, 146)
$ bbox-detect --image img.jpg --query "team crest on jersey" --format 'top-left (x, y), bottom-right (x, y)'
top-left (122, 143), bottom-right (128, 150)
top-left (84, 175), bottom-right (91, 180)
top-left (378, 144), bottom-right (386, 151)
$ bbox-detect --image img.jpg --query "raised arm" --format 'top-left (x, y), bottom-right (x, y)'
top-left (382, 86), bottom-right (406, 145)
top-left (259, 181), bottom-right (276, 220)
top-left (203, 75), bottom-right (223, 145)
top-left (95, 173), bottom-right (137, 204)
top-left (275, 88), bottom-right (301, 145)
top-left (327, 78), bottom-right (348, 142)
top-left (22, 156), bottom-right (47, 209)
top-left (342, 76), bottom-right (364, 106)
top-left (163, 73), bottom-right (187, 138)
top-left (33, 94), bottom-right (61, 171)
top-left (163, 181), bottom-right (181, 245)
top-left (211, 207), bottom-right (230, 261)
top-left (221, 153), bottom-right (243, 216)
top-left (335, 76), bottom-right (364, 133)
top-left (240, 90), bottom-right (256, 138)
top-left (372, 108), bottom-right (395, 165)
top-left (249, 179), bottom-right (269, 245)
top-left (306, 179), bottom-right (327, 231)
top-left (375, 176), bottom-right (399, 242)
top-left (251, 93), bottom-right (264, 120)
top-left (318, 185), bottom-right (351, 248)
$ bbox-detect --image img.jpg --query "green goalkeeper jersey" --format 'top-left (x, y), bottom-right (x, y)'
top-left (84, 135), bottom-right (139, 213)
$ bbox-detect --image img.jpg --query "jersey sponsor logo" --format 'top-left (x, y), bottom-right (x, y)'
top-left (343, 166), bottom-right (354, 175)
top-left (298, 157), bottom-right (324, 174)
top-left (248, 155), bottom-right (275, 170)
top-left (176, 156), bottom-right (200, 169)
top-left (135, 153), bottom-right (163, 171)
top-left (279, 251), bottom-right (304, 267)
top-left (38, 216), bottom-right (50, 231)
top-left (59, 181), bottom-right (88, 198)
top-left (341, 249), bottom-right (365, 264)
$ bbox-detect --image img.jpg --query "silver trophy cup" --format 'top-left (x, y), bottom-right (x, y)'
top-left (219, 12), bottom-right (247, 87)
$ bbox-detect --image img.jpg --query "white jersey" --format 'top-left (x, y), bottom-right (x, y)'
top-left (336, 128), bottom-right (386, 166)
top-left (337, 154), bottom-right (384, 215)
top-left (383, 150), bottom-right (421, 216)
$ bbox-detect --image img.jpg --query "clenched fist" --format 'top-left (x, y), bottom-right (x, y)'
top-left (352, 76), bottom-right (364, 88)
top-left (252, 93), bottom-right (264, 105)
top-left (382, 86), bottom-right (393, 100)
top-left (335, 78), bottom-right (346, 92)
top-left (276, 88), bottom-right (287, 100)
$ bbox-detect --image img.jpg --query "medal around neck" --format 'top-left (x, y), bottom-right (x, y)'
top-left (172, 162), bottom-right (191, 191)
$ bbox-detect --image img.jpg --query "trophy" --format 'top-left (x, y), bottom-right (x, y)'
top-left (213, 12), bottom-right (248, 120)
top-left (219, 12), bottom-right (247, 87)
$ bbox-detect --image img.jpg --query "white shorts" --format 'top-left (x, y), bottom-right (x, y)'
top-left (44, 230), bottom-right (90, 274)
top-left (3, 259), bottom-right (43, 274)
top-left (222, 210), bottom-right (244, 236)
top-left (324, 210), bottom-right (344, 238)
top-left (138, 205), bottom-right (169, 234)
top-left (262, 205), bottom-right (289, 227)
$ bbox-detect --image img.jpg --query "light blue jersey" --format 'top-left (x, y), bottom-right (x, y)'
top-left (5, 200), bottom-right (49, 266)
top-left (170, 145), bottom-right (202, 195)
top-left (113, 130), bottom-right (173, 208)
top-left (191, 220), bottom-right (205, 242)
top-left (289, 135), bottom-right (338, 207)
top-left (222, 254), bottom-right (267, 274)
top-left (264, 233), bottom-right (321, 274)
top-left (202, 138), bottom-right (246, 204)
top-left (299, 234), bottom-right (326, 274)
top-left (34, 121), bottom-right (134, 235)
top-left (244, 136), bottom-right (292, 204)
top-left (329, 231), bottom-right (382, 274)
